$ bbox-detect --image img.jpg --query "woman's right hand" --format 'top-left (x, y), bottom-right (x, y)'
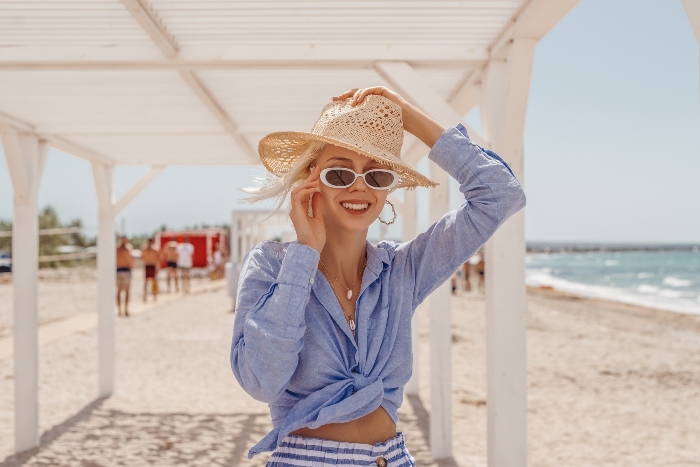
top-left (289, 166), bottom-right (326, 254)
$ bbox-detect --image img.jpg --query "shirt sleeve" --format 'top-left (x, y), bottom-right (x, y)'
top-left (394, 123), bottom-right (527, 308)
top-left (230, 242), bottom-right (320, 403)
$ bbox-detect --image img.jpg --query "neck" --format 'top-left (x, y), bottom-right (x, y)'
top-left (320, 221), bottom-right (368, 284)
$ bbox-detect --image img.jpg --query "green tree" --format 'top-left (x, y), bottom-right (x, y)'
top-left (0, 219), bottom-right (11, 253)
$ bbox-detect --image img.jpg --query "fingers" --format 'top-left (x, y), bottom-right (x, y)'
top-left (311, 191), bottom-right (323, 220)
top-left (332, 88), bottom-right (359, 101)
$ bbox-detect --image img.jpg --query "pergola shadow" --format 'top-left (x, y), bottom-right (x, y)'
top-left (1, 401), bottom-right (268, 466)
top-left (405, 394), bottom-right (459, 467)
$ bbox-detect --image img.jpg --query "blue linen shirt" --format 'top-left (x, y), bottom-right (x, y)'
top-left (230, 124), bottom-right (526, 458)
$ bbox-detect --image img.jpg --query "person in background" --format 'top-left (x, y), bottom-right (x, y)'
top-left (476, 252), bottom-right (486, 293)
top-left (177, 237), bottom-right (194, 294)
top-left (116, 236), bottom-right (134, 317)
top-left (462, 260), bottom-right (471, 292)
top-left (141, 238), bottom-right (160, 302)
top-left (211, 244), bottom-right (227, 280)
top-left (162, 239), bottom-right (179, 293)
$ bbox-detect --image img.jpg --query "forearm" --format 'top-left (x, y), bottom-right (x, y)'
top-left (230, 243), bottom-right (319, 401)
top-left (400, 101), bottom-right (446, 148)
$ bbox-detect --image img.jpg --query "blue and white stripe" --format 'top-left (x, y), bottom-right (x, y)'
top-left (266, 432), bottom-right (416, 467)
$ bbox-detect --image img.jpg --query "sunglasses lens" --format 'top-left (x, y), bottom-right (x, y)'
top-left (365, 170), bottom-right (396, 188)
top-left (324, 169), bottom-right (356, 187)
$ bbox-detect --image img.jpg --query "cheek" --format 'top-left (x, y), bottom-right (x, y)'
top-left (373, 192), bottom-right (389, 207)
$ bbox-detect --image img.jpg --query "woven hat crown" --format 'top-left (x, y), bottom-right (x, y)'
top-left (257, 95), bottom-right (437, 189)
top-left (310, 96), bottom-right (404, 159)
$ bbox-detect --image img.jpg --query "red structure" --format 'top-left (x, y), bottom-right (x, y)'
top-left (156, 229), bottom-right (228, 269)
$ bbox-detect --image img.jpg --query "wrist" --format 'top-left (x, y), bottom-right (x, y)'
top-left (401, 103), bottom-right (446, 148)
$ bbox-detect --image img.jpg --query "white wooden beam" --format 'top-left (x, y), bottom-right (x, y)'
top-left (490, 0), bottom-right (581, 59)
top-left (0, 46), bottom-right (491, 68)
top-left (0, 129), bottom-right (45, 453)
top-left (118, 0), bottom-right (258, 164)
top-left (91, 162), bottom-right (116, 398)
top-left (119, 0), bottom-right (178, 58)
top-left (681, 0), bottom-right (700, 44)
top-left (480, 39), bottom-right (536, 467)
top-left (47, 135), bottom-right (114, 165)
top-left (113, 166), bottom-right (165, 216)
top-left (0, 112), bottom-right (34, 133)
top-left (177, 70), bottom-right (259, 163)
top-left (0, 126), bottom-right (29, 200)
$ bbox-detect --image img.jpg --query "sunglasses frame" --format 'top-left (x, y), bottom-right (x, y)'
top-left (319, 167), bottom-right (400, 191)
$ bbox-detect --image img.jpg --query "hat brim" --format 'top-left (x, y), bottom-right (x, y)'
top-left (258, 131), bottom-right (438, 190)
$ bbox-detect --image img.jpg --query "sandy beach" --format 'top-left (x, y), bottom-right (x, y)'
top-left (1, 269), bottom-right (699, 466)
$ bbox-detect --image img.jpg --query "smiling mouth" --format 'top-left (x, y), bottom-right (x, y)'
top-left (341, 202), bottom-right (371, 214)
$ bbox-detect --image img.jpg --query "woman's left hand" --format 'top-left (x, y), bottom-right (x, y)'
top-left (333, 87), bottom-right (407, 109)
top-left (332, 86), bottom-right (445, 148)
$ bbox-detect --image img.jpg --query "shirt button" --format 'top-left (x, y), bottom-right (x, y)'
top-left (376, 456), bottom-right (387, 467)
top-left (309, 277), bottom-right (314, 284)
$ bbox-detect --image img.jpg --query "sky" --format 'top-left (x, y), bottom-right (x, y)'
top-left (1, 0), bottom-right (698, 244)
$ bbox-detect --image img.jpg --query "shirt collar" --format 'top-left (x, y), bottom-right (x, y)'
top-left (365, 240), bottom-right (390, 277)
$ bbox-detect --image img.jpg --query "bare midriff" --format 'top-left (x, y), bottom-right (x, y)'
top-left (290, 406), bottom-right (396, 445)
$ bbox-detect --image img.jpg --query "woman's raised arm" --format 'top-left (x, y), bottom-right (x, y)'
top-left (393, 124), bottom-right (527, 308)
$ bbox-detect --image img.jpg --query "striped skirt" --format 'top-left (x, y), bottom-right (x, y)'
top-left (266, 432), bottom-right (416, 467)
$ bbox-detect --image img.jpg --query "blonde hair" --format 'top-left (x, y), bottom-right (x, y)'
top-left (242, 141), bottom-right (326, 214)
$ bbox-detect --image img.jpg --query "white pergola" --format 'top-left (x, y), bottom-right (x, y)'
top-left (3, 1), bottom-right (698, 464)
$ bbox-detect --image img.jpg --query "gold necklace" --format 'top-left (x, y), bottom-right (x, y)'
top-left (326, 282), bottom-right (357, 334)
top-left (318, 256), bottom-right (367, 300)
top-left (318, 256), bottom-right (367, 334)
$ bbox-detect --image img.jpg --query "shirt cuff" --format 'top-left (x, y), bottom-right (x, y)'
top-left (428, 123), bottom-right (517, 178)
top-left (278, 242), bottom-right (320, 289)
top-left (427, 123), bottom-right (475, 176)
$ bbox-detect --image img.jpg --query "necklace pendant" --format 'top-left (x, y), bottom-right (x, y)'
top-left (347, 290), bottom-right (353, 300)
top-left (349, 319), bottom-right (355, 332)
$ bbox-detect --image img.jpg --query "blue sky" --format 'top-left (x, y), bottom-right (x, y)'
top-left (1, 0), bottom-right (698, 244)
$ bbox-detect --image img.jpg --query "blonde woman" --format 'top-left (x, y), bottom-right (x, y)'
top-left (231, 87), bottom-right (526, 466)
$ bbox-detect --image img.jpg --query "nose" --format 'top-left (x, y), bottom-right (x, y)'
top-left (349, 174), bottom-right (368, 192)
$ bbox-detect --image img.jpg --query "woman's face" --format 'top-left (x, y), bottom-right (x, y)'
top-left (313, 144), bottom-right (391, 232)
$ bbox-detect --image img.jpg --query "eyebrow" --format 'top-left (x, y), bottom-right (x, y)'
top-left (326, 157), bottom-right (385, 169)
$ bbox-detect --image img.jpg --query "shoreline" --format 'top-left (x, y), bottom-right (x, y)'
top-left (526, 284), bottom-right (700, 332)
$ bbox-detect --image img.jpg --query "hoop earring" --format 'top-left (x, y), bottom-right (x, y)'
top-left (379, 200), bottom-right (397, 225)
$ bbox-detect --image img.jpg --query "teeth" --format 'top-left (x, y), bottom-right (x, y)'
top-left (341, 202), bottom-right (369, 211)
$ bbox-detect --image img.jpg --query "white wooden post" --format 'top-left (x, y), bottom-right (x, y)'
top-left (480, 39), bottom-right (536, 467)
top-left (376, 61), bottom-right (460, 458)
top-left (91, 162), bottom-right (116, 397)
top-left (89, 162), bottom-right (162, 397)
top-left (400, 189), bottom-right (421, 396)
top-left (230, 213), bottom-right (240, 266)
top-left (1, 128), bottom-right (47, 453)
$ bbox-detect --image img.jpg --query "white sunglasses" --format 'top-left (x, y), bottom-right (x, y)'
top-left (319, 167), bottom-right (400, 191)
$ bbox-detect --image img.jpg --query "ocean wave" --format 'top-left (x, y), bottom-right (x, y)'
top-left (604, 260), bottom-right (619, 266)
top-left (662, 276), bottom-right (694, 288)
top-left (637, 272), bottom-right (654, 279)
top-left (637, 285), bottom-right (659, 294)
top-left (526, 271), bottom-right (700, 315)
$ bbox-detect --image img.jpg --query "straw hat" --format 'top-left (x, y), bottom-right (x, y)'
top-left (258, 95), bottom-right (438, 190)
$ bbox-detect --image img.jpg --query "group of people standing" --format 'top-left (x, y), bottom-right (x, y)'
top-left (115, 236), bottom-right (195, 317)
top-left (451, 252), bottom-right (486, 295)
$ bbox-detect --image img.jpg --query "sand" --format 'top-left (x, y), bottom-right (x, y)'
top-left (1, 270), bottom-right (699, 466)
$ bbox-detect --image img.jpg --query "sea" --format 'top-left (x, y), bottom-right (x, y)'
top-left (526, 247), bottom-right (700, 315)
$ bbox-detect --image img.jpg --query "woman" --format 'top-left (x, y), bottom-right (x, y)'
top-left (231, 87), bottom-right (526, 466)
